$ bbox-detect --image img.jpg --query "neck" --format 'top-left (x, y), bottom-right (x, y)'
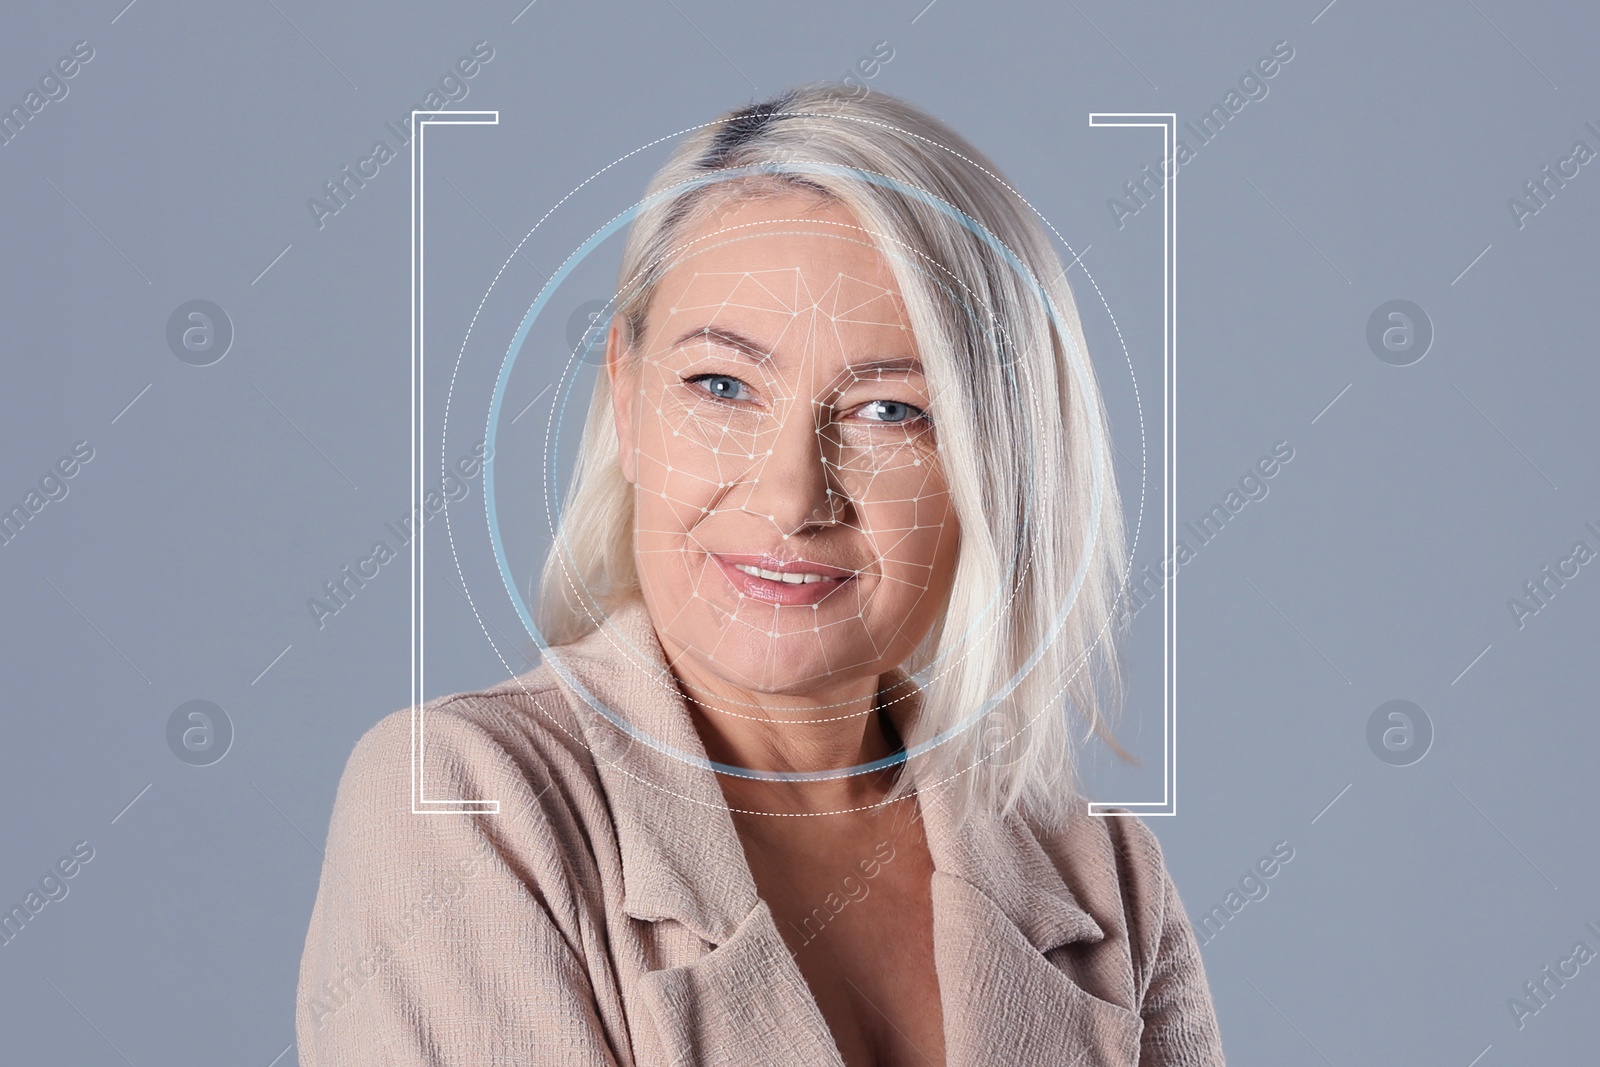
top-left (663, 650), bottom-right (905, 815)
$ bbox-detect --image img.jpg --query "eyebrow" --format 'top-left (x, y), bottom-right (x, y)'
top-left (673, 326), bottom-right (771, 361)
top-left (670, 325), bottom-right (925, 376)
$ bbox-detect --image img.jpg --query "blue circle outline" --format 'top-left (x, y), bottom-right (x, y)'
top-left (484, 161), bottom-right (1105, 782)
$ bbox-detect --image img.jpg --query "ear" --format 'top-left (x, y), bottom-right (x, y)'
top-left (605, 318), bottom-right (638, 484)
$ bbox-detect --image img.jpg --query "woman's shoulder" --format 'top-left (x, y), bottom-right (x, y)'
top-left (1027, 799), bottom-right (1177, 880)
top-left (332, 659), bottom-right (609, 841)
top-left (300, 663), bottom-right (630, 1055)
top-left (371, 651), bottom-right (595, 750)
top-left (1079, 806), bottom-right (1178, 896)
top-left (1028, 803), bottom-right (1192, 966)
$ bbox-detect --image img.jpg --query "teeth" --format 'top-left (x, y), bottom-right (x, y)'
top-left (733, 563), bottom-right (838, 584)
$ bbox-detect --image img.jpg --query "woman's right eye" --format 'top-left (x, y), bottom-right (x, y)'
top-left (683, 373), bottom-right (751, 402)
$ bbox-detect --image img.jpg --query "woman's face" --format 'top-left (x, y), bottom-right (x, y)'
top-left (608, 191), bottom-right (961, 698)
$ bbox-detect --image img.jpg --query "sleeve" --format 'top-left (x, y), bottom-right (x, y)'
top-left (295, 703), bottom-right (624, 1067)
top-left (1119, 816), bottom-right (1228, 1066)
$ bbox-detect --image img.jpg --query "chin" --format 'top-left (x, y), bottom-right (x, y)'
top-left (682, 609), bottom-right (874, 682)
top-left (698, 643), bottom-right (879, 699)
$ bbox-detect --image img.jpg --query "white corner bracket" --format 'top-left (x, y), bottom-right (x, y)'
top-left (1086, 113), bottom-right (1178, 818)
top-left (410, 109), bottom-right (500, 815)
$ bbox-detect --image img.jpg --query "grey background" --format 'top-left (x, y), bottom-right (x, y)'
top-left (2, 0), bottom-right (1596, 1062)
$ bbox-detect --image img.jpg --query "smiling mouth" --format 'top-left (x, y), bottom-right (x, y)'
top-left (730, 563), bottom-right (839, 584)
top-left (710, 553), bottom-right (860, 605)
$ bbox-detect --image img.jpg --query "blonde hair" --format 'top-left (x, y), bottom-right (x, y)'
top-left (536, 82), bottom-right (1131, 831)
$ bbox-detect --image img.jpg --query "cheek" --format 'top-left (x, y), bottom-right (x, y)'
top-left (630, 479), bottom-right (711, 605)
top-left (632, 464), bottom-right (713, 537)
top-left (644, 386), bottom-right (765, 471)
top-left (629, 419), bottom-right (726, 578)
top-left (835, 425), bottom-right (935, 478)
top-left (861, 477), bottom-right (958, 588)
top-left (631, 393), bottom-right (722, 503)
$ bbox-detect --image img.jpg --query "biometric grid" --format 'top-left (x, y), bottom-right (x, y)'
top-left (469, 151), bottom-right (1129, 806)
top-left (617, 207), bottom-right (965, 731)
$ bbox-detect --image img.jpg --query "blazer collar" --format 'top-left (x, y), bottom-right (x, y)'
top-left (918, 786), bottom-right (1146, 1064)
top-left (919, 786), bottom-right (1109, 952)
top-left (541, 596), bottom-right (755, 942)
top-left (540, 596), bottom-right (1108, 956)
top-left (541, 598), bottom-right (1146, 1064)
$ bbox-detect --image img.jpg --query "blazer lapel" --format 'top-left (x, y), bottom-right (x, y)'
top-left (545, 598), bottom-right (1143, 1066)
top-left (543, 599), bottom-right (848, 1066)
top-left (631, 896), bottom-right (848, 1066)
top-left (919, 787), bottom-right (1147, 1066)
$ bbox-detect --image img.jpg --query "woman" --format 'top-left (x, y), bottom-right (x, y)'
top-left (297, 83), bottom-right (1226, 1066)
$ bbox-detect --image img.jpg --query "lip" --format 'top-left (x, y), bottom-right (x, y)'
top-left (710, 553), bottom-right (859, 606)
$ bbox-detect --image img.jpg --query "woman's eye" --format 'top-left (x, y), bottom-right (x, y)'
top-left (685, 374), bottom-right (750, 402)
top-left (858, 399), bottom-right (929, 425)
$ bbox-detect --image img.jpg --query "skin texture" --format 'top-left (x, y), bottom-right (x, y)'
top-left (606, 191), bottom-right (957, 1064)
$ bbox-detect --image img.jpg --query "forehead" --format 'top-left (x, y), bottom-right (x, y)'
top-left (650, 192), bottom-right (911, 328)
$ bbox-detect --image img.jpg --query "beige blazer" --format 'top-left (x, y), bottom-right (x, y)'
top-left (296, 597), bottom-right (1226, 1065)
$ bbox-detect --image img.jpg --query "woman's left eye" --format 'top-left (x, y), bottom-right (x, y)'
top-left (858, 399), bottom-right (929, 425)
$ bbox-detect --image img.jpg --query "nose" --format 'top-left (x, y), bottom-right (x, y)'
top-left (741, 393), bottom-right (846, 534)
